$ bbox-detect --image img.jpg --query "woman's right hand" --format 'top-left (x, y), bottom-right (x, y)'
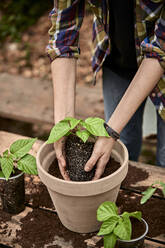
top-left (54, 137), bottom-right (70, 180)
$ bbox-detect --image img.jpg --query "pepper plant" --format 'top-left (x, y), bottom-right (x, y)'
top-left (0, 138), bottom-right (38, 180)
top-left (47, 117), bottom-right (109, 144)
top-left (141, 181), bottom-right (165, 204)
top-left (97, 201), bottom-right (142, 248)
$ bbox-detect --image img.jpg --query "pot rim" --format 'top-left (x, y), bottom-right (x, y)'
top-left (36, 139), bottom-right (129, 186)
top-left (0, 171), bottom-right (24, 180)
top-left (118, 218), bottom-right (148, 243)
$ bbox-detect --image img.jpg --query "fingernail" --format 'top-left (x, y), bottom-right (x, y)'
top-left (85, 166), bottom-right (90, 172)
top-left (62, 162), bottom-right (65, 168)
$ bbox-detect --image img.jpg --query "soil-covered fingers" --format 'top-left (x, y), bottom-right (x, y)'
top-left (53, 139), bottom-right (70, 180)
top-left (55, 152), bottom-right (70, 180)
top-left (85, 136), bottom-right (114, 179)
top-left (92, 154), bottom-right (110, 180)
top-left (84, 150), bottom-right (102, 172)
top-left (58, 161), bottom-right (70, 180)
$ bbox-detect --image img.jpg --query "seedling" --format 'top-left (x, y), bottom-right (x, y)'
top-left (97, 201), bottom-right (142, 248)
top-left (47, 117), bottom-right (109, 144)
top-left (0, 138), bottom-right (38, 180)
top-left (141, 181), bottom-right (165, 204)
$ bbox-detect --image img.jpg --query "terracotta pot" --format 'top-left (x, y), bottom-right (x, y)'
top-left (36, 140), bottom-right (128, 233)
top-left (0, 172), bottom-right (25, 214)
top-left (116, 218), bottom-right (148, 248)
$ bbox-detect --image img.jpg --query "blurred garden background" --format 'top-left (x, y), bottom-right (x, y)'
top-left (0, 0), bottom-right (157, 165)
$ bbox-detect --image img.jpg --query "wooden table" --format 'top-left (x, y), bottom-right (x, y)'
top-left (0, 131), bottom-right (165, 248)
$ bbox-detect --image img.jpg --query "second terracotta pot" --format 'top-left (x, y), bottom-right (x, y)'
top-left (37, 140), bottom-right (128, 233)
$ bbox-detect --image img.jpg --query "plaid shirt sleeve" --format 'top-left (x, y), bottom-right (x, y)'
top-left (141, 0), bottom-right (165, 70)
top-left (46, 0), bottom-right (85, 62)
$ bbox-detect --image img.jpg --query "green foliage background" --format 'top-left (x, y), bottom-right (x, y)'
top-left (0, 0), bottom-right (53, 42)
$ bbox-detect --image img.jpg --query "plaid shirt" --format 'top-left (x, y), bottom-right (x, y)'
top-left (47, 0), bottom-right (165, 120)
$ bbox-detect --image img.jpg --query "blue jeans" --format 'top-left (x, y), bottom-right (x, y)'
top-left (102, 66), bottom-right (165, 167)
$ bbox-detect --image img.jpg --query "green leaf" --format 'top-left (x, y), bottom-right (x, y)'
top-left (140, 186), bottom-right (157, 204)
top-left (3, 150), bottom-right (9, 157)
top-left (104, 233), bottom-right (117, 248)
top-left (0, 171), bottom-right (5, 178)
top-left (85, 117), bottom-right (109, 137)
top-left (1, 157), bottom-right (14, 180)
top-left (114, 217), bottom-right (131, 241)
top-left (10, 138), bottom-right (37, 159)
top-left (97, 216), bottom-right (119, 236)
top-left (64, 117), bottom-right (81, 129)
top-left (76, 130), bottom-right (90, 143)
top-left (17, 154), bottom-right (38, 175)
top-left (159, 182), bottom-right (165, 197)
top-left (125, 211), bottom-right (142, 221)
top-left (97, 202), bottom-right (118, 222)
top-left (80, 119), bottom-right (87, 128)
top-left (47, 120), bottom-right (71, 144)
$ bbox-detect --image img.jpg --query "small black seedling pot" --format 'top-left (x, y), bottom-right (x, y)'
top-left (116, 218), bottom-right (148, 248)
top-left (0, 171), bottom-right (25, 214)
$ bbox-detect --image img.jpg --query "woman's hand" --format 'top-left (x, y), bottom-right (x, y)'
top-left (54, 137), bottom-right (70, 180)
top-left (84, 136), bottom-right (115, 180)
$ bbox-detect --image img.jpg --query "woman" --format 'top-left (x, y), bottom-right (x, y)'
top-left (47, 0), bottom-right (165, 180)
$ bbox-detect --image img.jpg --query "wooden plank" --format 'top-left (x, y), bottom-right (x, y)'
top-left (0, 73), bottom-right (104, 125)
top-left (0, 131), bottom-right (43, 156)
top-left (145, 240), bottom-right (165, 247)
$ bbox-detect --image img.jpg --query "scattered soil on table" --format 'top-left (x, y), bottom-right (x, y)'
top-left (13, 193), bottom-right (165, 248)
top-left (122, 164), bottom-right (149, 190)
top-left (122, 164), bottom-right (164, 197)
top-left (14, 208), bottom-right (96, 248)
top-left (0, 211), bottom-right (12, 223)
top-left (48, 153), bottom-right (121, 181)
top-left (25, 175), bottom-right (54, 209)
top-left (0, 166), bottom-right (164, 247)
top-left (116, 190), bottom-right (165, 238)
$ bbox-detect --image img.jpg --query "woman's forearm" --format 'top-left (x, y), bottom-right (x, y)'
top-left (108, 58), bottom-right (164, 133)
top-left (51, 58), bottom-right (77, 124)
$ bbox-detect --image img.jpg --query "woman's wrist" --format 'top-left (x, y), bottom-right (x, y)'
top-left (104, 123), bottom-right (120, 140)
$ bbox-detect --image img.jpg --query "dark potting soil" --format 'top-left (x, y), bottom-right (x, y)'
top-left (48, 156), bottom-right (120, 181)
top-left (122, 164), bottom-right (164, 197)
top-left (13, 195), bottom-right (165, 248)
top-left (14, 208), bottom-right (96, 248)
top-left (48, 134), bottom-right (120, 181)
top-left (122, 164), bottom-right (149, 189)
top-left (130, 217), bottom-right (146, 239)
top-left (65, 134), bottom-right (95, 181)
top-left (96, 217), bottom-right (146, 247)
top-left (116, 190), bottom-right (165, 238)
top-left (0, 170), bottom-right (25, 214)
top-left (0, 165), bottom-right (164, 247)
top-left (25, 175), bottom-right (54, 209)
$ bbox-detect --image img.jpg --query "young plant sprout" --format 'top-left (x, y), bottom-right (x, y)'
top-left (47, 117), bottom-right (110, 181)
top-left (97, 201), bottom-right (142, 248)
top-left (0, 138), bottom-right (38, 180)
top-left (47, 117), bottom-right (109, 144)
top-left (141, 181), bottom-right (165, 204)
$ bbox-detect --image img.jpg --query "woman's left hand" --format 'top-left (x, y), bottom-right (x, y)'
top-left (84, 136), bottom-right (115, 180)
